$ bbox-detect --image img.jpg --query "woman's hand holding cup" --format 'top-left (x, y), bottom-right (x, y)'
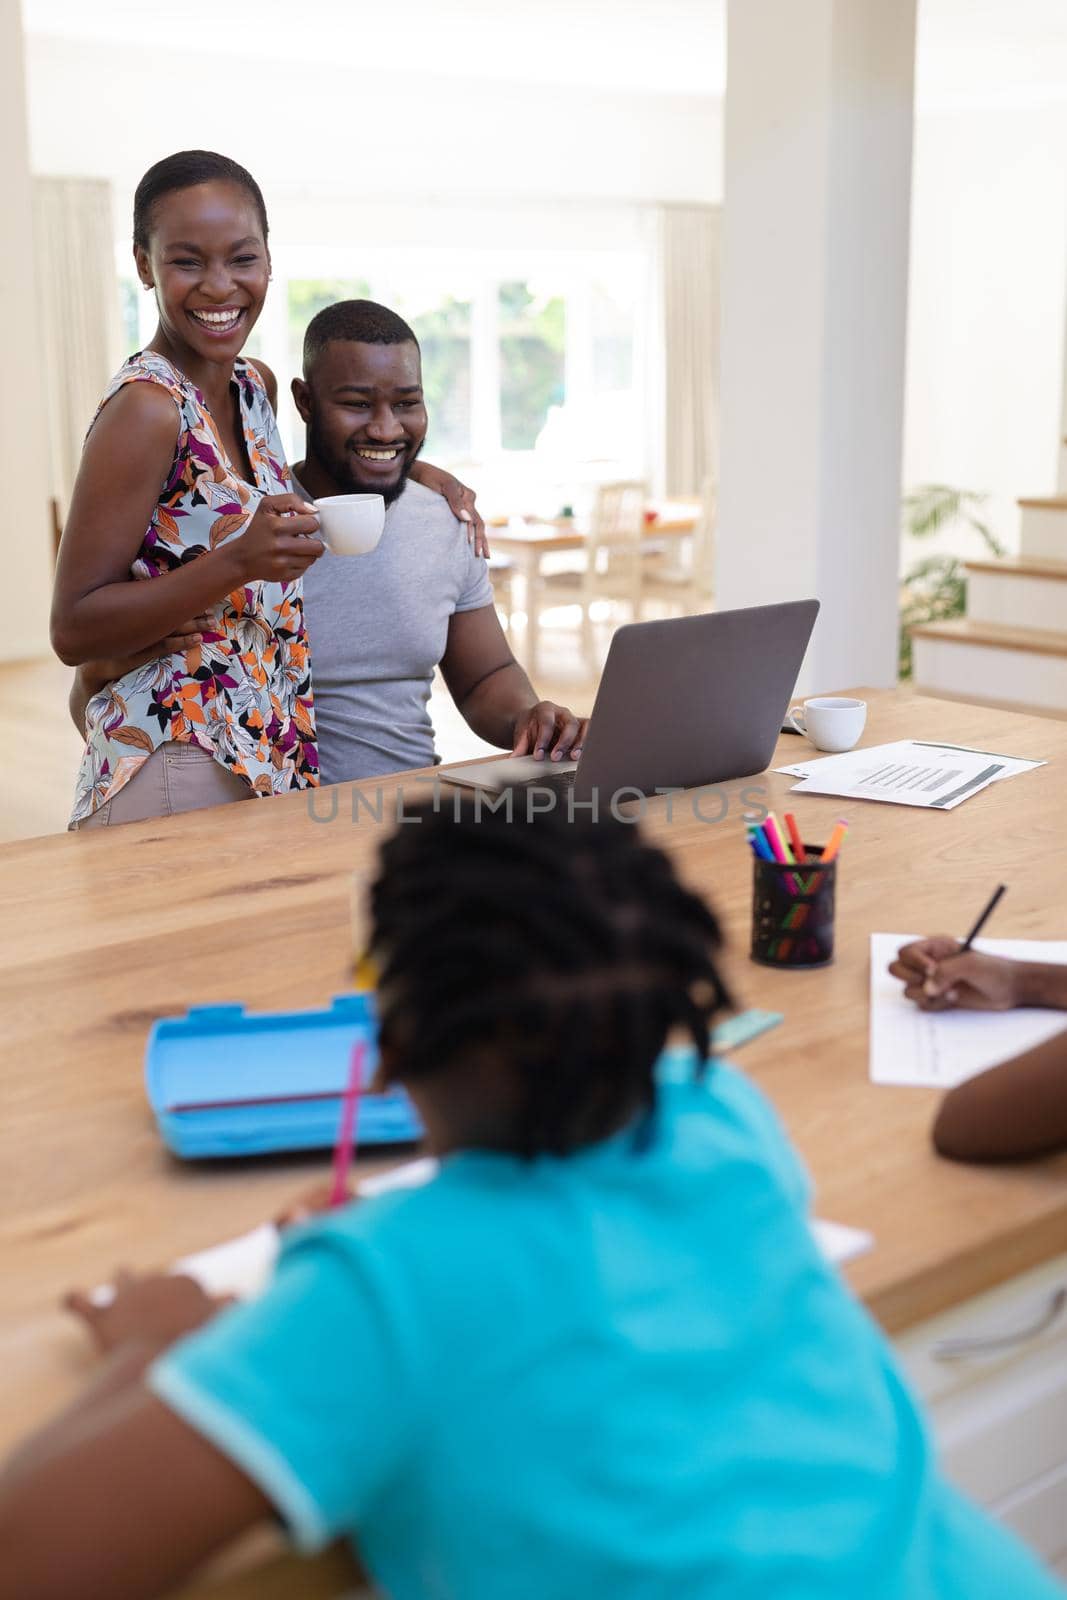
top-left (228, 493), bottom-right (325, 584)
top-left (313, 493), bottom-right (386, 556)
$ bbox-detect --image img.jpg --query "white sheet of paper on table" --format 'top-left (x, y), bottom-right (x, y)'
top-left (776, 740), bottom-right (1043, 810)
top-left (91, 1156), bottom-right (871, 1305)
top-left (811, 1218), bottom-right (874, 1265)
top-left (89, 1158), bottom-right (441, 1308)
top-left (869, 933), bottom-right (1067, 1088)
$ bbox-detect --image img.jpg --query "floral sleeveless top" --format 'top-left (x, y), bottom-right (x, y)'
top-left (70, 352), bottom-right (318, 825)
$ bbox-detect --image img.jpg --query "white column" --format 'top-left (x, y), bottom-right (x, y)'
top-left (717, 0), bottom-right (917, 692)
top-left (0, 0), bottom-right (54, 661)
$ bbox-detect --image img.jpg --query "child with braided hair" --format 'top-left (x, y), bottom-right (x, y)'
top-left (1, 807), bottom-right (1062, 1599)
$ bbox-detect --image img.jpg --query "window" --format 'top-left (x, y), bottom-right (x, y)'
top-left (498, 281), bottom-right (565, 451)
top-left (116, 242), bottom-right (647, 489)
top-left (408, 294), bottom-right (473, 460)
top-left (591, 278), bottom-right (634, 392)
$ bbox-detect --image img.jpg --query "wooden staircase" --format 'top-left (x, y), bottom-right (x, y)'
top-left (910, 447), bottom-right (1067, 716)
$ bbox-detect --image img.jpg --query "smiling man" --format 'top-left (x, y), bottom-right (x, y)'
top-left (292, 300), bottom-right (587, 786)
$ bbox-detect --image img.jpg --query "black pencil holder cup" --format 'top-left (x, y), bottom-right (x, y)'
top-left (751, 848), bottom-right (836, 970)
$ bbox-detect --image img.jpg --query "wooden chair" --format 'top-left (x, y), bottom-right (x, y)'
top-left (528, 481), bottom-right (648, 671)
top-left (640, 476), bottom-right (716, 615)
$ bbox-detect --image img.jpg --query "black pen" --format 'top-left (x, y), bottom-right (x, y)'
top-left (960, 883), bottom-right (1007, 951)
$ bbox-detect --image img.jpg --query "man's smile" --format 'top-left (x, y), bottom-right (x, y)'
top-left (346, 441), bottom-right (411, 482)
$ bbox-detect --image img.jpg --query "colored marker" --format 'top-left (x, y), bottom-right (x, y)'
top-left (762, 813), bottom-right (792, 865)
top-left (784, 812), bottom-right (808, 865)
top-left (747, 823), bottom-right (776, 862)
top-left (820, 819), bottom-right (850, 865)
top-left (761, 814), bottom-right (803, 894)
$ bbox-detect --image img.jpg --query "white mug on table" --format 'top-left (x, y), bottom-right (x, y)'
top-left (314, 493), bottom-right (385, 556)
top-left (786, 696), bottom-right (867, 753)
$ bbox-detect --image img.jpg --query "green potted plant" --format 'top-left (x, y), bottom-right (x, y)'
top-left (898, 485), bottom-right (1006, 677)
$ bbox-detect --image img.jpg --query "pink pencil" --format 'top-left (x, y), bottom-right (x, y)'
top-left (330, 1038), bottom-right (366, 1207)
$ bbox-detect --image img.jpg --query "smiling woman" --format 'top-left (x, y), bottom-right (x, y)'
top-left (51, 149), bottom-right (326, 828)
top-left (52, 151), bottom-right (490, 830)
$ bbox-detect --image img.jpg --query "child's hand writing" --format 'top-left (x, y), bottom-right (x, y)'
top-left (64, 1271), bottom-right (231, 1356)
top-left (889, 938), bottom-right (1023, 1012)
top-left (274, 1180), bottom-right (357, 1230)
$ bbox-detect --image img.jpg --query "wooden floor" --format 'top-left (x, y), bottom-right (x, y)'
top-left (0, 612), bottom-right (603, 846)
top-left (0, 658), bottom-right (85, 843)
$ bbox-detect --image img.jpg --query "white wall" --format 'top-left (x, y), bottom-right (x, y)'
top-left (903, 100), bottom-right (1067, 561)
top-left (25, 35), bottom-right (724, 210)
top-left (1, 4), bottom-right (54, 661)
top-left (20, 24), bottom-right (1067, 584)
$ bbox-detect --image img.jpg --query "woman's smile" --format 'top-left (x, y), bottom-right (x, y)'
top-left (186, 305), bottom-right (247, 339)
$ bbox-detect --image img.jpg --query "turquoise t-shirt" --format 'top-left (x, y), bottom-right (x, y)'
top-left (150, 1059), bottom-right (1063, 1600)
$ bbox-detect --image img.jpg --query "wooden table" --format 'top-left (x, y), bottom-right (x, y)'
top-left (487, 502), bottom-right (698, 567)
top-left (486, 499), bottom-right (701, 537)
top-left (486, 501), bottom-right (701, 666)
top-left (4, 688), bottom-right (1067, 1593)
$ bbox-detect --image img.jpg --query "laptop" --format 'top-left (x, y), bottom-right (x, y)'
top-left (441, 599), bottom-right (820, 804)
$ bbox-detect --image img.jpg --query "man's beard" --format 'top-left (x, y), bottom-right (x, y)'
top-left (308, 419), bottom-right (424, 506)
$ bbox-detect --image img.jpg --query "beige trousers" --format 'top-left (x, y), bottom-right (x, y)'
top-left (75, 742), bottom-right (253, 830)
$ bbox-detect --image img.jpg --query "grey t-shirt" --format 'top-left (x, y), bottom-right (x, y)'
top-left (299, 478), bottom-right (494, 785)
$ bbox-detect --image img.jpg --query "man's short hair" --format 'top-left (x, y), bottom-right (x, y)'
top-left (303, 299), bottom-right (419, 378)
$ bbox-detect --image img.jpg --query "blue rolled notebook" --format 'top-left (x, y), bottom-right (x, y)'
top-left (145, 993), bottom-right (422, 1159)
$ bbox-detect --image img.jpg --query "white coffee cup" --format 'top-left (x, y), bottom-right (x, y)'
top-left (314, 493), bottom-right (385, 556)
top-left (786, 696), bottom-right (867, 753)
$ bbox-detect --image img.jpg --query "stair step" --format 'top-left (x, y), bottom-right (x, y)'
top-left (911, 619), bottom-right (1067, 714)
top-left (963, 558), bottom-right (1067, 630)
top-left (910, 618), bottom-right (1067, 655)
top-left (964, 556), bottom-right (1067, 580)
top-left (1018, 497), bottom-right (1067, 560)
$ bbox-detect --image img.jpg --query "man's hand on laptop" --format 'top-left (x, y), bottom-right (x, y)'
top-left (511, 702), bottom-right (589, 762)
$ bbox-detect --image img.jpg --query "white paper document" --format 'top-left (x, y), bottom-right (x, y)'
top-left (93, 1156), bottom-right (870, 1305)
top-left (89, 1223), bottom-right (281, 1309)
top-left (870, 933), bottom-right (1067, 1087)
top-left (812, 1218), bottom-right (874, 1265)
top-left (91, 1160), bottom-right (441, 1308)
top-left (777, 740), bottom-right (1043, 810)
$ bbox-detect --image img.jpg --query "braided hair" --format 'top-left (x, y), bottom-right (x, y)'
top-left (369, 802), bottom-right (732, 1158)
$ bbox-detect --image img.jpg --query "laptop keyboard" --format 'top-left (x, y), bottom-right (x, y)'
top-left (501, 765), bottom-right (577, 791)
top-left (526, 766), bottom-right (576, 789)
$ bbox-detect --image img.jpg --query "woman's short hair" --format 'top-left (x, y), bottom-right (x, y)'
top-left (133, 150), bottom-right (269, 251)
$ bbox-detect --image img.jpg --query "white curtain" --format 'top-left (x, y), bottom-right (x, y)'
top-left (660, 204), bottom-right (721, 499)
top-left (33, 177), bottom-right (122, 528)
